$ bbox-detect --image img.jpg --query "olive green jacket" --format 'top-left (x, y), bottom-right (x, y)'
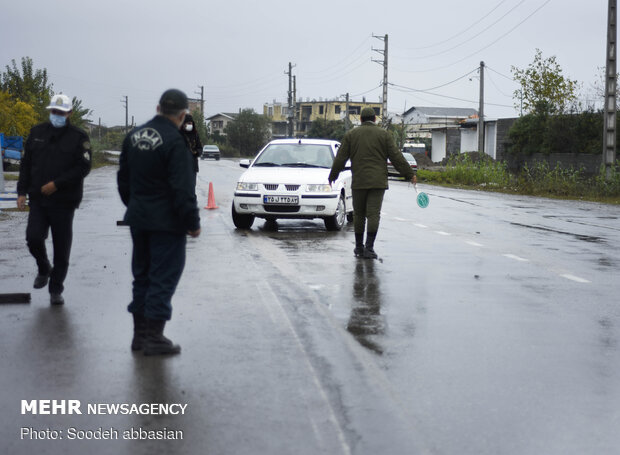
top-left (328, 121), bottom-right (415, 189)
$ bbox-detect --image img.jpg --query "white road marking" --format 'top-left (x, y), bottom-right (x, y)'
top-left (414, 223), bottom-right (428, 228)
top-left (503, 254), bottom-right (529, 262)
top-left (560, 274), bottom-right (591, 283)
top-left (435, 231), bottom-right (451, 236)
top-left (394, 217), bottom-right (409, 222)
top-left (466, 241), bottom-right (484, 247)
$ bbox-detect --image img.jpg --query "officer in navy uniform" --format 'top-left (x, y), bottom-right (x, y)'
top-left (17, 94), bottom-right (92, 305)
top-left (117, 89), bottom-right (201, 356)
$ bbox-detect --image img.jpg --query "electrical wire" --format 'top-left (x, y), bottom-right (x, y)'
top-left (399, 0), bottom-right (510, 51)
top-left (400, 0), bottom-right (553, 74)
top-left (394, 0), bottom-right (526, 61)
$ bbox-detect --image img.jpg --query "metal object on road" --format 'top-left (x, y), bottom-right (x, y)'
top-left (0, 293), bottom-right (31, 304)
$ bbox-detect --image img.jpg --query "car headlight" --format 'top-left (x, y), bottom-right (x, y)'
top-left (237, 182), bottom-right (258, 191)
top-left (306, 184), bottom-right (332, 192)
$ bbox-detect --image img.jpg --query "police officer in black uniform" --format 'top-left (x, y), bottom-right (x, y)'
top-left (17, 94), bottom-right (92, 305)
top-left (117, 89), bottom-right (201, 356)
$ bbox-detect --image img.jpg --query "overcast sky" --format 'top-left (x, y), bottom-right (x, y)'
top-left (1, 0), bottom-right (610, 127)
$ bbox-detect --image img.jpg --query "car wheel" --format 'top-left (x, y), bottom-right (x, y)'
top-left (232, 202), bottom-right (254, 229)
top-left (216, 156), bottom-right (220, 161)
top-left (346, 211), bottom-right (354, 222)
top-left (324, 193), bottom-right (346, 231)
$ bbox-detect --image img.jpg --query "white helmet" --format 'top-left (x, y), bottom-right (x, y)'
top-left (46, 94), bottom-right (72, 112)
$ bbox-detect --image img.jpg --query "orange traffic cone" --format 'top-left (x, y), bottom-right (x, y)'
top-left (204, 182), bottom-right (218, 209)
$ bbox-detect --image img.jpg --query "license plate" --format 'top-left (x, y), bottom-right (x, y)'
top-left (263, 195), bottom-right (299, 204)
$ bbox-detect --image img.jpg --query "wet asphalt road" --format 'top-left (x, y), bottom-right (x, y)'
top-left (1, 160), bottom-right (619, 455)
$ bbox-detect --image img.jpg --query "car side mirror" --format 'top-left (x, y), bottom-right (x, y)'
top-left (239, 159), bottom-right (251, 168)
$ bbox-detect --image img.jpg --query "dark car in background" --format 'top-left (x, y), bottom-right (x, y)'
top-left (201, 145), bottom-right (221, 160)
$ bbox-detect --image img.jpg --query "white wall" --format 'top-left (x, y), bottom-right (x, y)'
top-left (431, 131), bottom-right (446, 163)
top-left (460, 129), bottom-right (478, 153)
top-left (484, 123), bottom-right (497, 159)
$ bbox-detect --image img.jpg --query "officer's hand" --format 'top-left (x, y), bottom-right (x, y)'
top-left (17, 195), bottom-right (27, 210)
top-left (411, 174), bottom-right (417, 185)
top-left (188, 229), bottom-right (201, 238)
top-left (41, 181), bottom-right (57, 196)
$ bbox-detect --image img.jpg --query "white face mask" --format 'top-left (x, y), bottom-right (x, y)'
top-left (184, 124), bottom-right (193, 132)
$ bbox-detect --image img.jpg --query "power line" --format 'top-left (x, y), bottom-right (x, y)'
top-left (396, 0), bottom-right (526, 61)
top-left (399, 0), bottom-right (510, 51)
top-left (486, 65), bottom-right (514, 81)
top-left (399, 0), bottom-right (552, 74)
top-left (390, 83), bottom-right (513, 108)
top-left (390, 68), bottom-right (478, 93)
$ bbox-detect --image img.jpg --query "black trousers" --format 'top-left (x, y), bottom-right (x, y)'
top-left (127, 228), bottom-right (187, 321)
top-left (26, 203), bottom-right (75, 294)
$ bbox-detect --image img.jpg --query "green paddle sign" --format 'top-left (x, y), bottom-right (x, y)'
top-left (414, 185), bottom-right (429, 208)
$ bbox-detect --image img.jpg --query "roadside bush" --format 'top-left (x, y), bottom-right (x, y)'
top-left (442, 153), bottom-right (511, 187)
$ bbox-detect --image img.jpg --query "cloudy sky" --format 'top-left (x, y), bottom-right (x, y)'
top-left (1, 0), bottom-right (610, 127)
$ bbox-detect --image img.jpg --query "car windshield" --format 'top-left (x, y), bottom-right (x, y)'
top-left (203, 146), bottom-right (218, 150)
top-left (403, 152), bottom-right (414, 161)
top-left (253, 144), bottom-right (334, 168)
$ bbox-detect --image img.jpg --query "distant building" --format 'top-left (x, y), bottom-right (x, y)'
top-left (402, 106), bottom-right (478, 140)
top-left (264, 99), bottom-right (383, 138)
top-left (206, 112), bottom-right (238, 136)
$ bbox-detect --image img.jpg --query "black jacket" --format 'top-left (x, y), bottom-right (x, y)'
top-left (117, 115), bottom-right (200, 233)
top-left (17, 121), bottom-right (92, 208)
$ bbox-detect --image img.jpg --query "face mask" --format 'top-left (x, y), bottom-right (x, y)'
top-left (49, 113), bottom-right (67, 128)
top-left (184, 124), bottom-right (193, 132)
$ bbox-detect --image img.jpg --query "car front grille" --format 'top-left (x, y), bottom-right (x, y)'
top-left (263, 205), bottom-right (300, 213)
top-left (263, 184), bottom-right (279, 191)
top-left (285, 185), bottom-right (300, 191)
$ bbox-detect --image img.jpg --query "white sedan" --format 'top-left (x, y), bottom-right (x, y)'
top-left (232, 138), bottom-right (353, 230)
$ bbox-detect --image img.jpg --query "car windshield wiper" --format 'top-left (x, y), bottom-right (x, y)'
top-left (282, 163), bottom-right (327, 168)
top-left (253, 162), bottom-right (281, 167)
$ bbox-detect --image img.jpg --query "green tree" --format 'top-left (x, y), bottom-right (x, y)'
top-left (69, 96), bottom-right (92, 129)
top-left (0, 90), bottom-right (38, 136)
top-left (225, 109), bottom-right (270, 156)
top-left (1, 57), bottom-right (53, 121)
top-left (307, 118), bottom-right (347, 141)
top-left (512, 49), bottom-right (579, 115)
top-left (388, 121), bottom-right (408, 150)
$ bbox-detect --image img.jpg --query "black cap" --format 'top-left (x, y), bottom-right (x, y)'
top-left (361, 107), bottom-right (376, 118)
top-left (159, 89), bottom-right (188, 112)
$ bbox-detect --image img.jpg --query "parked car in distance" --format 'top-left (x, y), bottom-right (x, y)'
top-left (232, 138), bottom-right (353, 231)
top-left (387, 152), bottom-right (417, 177)
top-left (201, 144), bottom-right (220, 160)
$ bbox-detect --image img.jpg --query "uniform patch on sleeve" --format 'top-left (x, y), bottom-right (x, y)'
top-left (83, 141), bottom-right (91, 150)
top-left (84, 152), bottom-right (91, 161)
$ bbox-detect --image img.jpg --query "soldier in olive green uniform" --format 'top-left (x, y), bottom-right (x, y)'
top-left (329, 107), bottom-right (416, 259)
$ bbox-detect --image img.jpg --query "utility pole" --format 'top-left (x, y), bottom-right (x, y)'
top-left (372, 34), bottom-right (388, 127)
top-left (285, 62), bottom-right (296, 137)
top-left (195, 85), bottom-right (204, 116)
top-left (345, 92), bottom-right (350, 131)
top-left (478, 61), bottom-right (485, 155)
top-left (121, 96), bottom-right (128, 133)
top-left (603, 0), bottom-right (617, 179)
top-left (293, 75), bottom-right (297, 136)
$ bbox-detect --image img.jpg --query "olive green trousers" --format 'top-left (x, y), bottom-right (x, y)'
top-left (352, 188), bottom-right (386, 234)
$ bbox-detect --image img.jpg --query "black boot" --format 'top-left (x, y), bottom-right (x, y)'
top-left (131, 313), bottom-right (147, 351)
top-left (354, 233), bottom-right (365, 257)
top-left (364, 232), bottom-right (378, 259)
top-left (33, 261), bottom-right (52, 289)
top-left (143, 319), bottom-right (181, 356)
